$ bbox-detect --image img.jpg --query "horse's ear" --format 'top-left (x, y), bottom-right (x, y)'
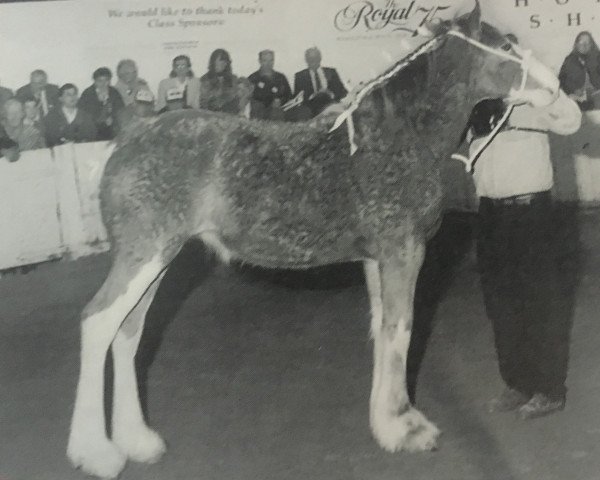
top-left (466, 0), bottom-right (482, 37)
top-left (416, 18), bottom-right (448, 37)
top-left (453, 0), bottom-right (482, 38)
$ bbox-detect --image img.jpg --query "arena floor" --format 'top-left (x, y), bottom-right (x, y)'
top-left (2, 207), bottom-right (600, 480)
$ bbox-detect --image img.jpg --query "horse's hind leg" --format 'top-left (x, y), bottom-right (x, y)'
top-left (111, 271), bottom-right (166, 463)
top-left (366, 236), bottom-right (440, 452)
top-left (67, 253), bottom-right (167, 479)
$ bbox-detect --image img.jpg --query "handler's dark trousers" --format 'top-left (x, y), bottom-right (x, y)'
top-left (477, 191), bottom-right (570, 400)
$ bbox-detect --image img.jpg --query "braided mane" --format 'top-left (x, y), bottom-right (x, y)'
top-left (329, 33), bottom-right (447, 134)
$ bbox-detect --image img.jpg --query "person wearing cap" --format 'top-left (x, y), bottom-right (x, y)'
top-left (44, 83), bottom-right (97, 147)
top-left (119, 88), bottom-right (156, 125)
top-left (156, 55), bottom-right (201, 113)
top-left (78, 67), bottom-right (125, 140)
top-left (463, 36), bottom-right (582, 420)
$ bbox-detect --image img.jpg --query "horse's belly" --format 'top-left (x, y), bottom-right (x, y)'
top-left (216, 218), bottom-right (371, 269)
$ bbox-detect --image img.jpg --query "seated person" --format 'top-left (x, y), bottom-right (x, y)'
top-left (156, 55), bottom-right (201, 113)
top-left (248, 50), bottom-right (292, 120)
top-left (1, 98), bottom-right (45, 151)
top-left (78, 67), bottom-right (125, 140)
top-left (0, 124), bottom-right (19, 162)
top-left (22, 96), bottom-right (43, 130)
top-left (200, 49), bottom-right (249, 114)
top-left (44, 83), bottom-right (98, 147)
top-left (559, 31), bottom-right (600, 110)
top-left (16, 69), bottom-right (60, 118)
top-left (0, 82), bottom-right (13, 112)
top-left (293, 47), bottom-right (348, 119)
top-left (114, 59), bottom-right (151, 106)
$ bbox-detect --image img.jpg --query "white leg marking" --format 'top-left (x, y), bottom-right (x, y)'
top-left (364, 260), bottom-right (384, 425)
top-left (369, 241), bottom-right (440, 453)
top-left (112, 273), bottom-right (167, 463)
top-left (67, 256), bottom-right (164, 478)
top-left (371, 325), bottom-right (439, 452)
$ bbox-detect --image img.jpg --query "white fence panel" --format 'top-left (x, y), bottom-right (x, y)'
top-left (0, 148), bottom-right (63, 270)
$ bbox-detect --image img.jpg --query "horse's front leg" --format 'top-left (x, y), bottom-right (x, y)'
top-left (365, 237), bottom-right (440, 452)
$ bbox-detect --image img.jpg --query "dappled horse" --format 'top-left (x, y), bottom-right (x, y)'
top-left (67, 3), bottom-right (561, 478)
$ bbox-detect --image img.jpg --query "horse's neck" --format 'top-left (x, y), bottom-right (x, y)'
top-left (357, 51), bottom-right (472, 160)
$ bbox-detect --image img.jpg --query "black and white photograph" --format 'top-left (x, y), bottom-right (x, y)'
top-left (1, 0), bottom-right (600, 478)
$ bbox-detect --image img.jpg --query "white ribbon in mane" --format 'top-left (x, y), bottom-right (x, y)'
top-left (328, 34), bottom-right (446, 154)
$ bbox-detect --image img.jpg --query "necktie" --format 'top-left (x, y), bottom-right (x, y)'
top-left (314, 70), bottom-right (322, 93)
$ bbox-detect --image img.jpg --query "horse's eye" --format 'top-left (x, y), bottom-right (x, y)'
top-left (501, 43), bottom-right (512, 52)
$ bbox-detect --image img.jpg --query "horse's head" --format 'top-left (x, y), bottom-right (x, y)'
top-left (423, 1), bottom-right (559, 108)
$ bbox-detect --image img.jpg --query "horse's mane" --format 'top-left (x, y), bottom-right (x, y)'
top-left (329, 33), bottom-right (446, 134)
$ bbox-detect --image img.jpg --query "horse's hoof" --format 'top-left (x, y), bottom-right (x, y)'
top-left (67, 437), bottom-right (126, 478)
top-left (113, 427), bottom-right (167, 464)
top-left (371, 407), bottom-right (440, 453)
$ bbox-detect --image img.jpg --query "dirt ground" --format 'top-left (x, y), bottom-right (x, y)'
top-left (2, 207), bottom-right (600, 480)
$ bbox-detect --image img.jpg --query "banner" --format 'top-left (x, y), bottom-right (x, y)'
top-left (1, 0), bottom-right (598, 97)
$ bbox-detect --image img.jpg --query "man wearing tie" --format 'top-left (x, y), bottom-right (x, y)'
top-left (16, 70), bottom-right (60, 120)
top-left (293, 47), bottom-right (348, 118)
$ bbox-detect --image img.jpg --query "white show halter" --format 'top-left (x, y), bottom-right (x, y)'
top-left (447, 30), bottom-right (533, 173)
top-left (329, 28), bottom-right (534, 171)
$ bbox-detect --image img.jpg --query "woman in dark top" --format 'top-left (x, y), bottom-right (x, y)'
top-left (78, 67), bottom-right (125, 140)
top-left (200, 49), bottom-right (246, 114)
top-left (559, 31), bottom-right (600, 111)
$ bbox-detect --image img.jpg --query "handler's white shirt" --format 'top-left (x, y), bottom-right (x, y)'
top-left (470, 90), bottom-right (582, 199)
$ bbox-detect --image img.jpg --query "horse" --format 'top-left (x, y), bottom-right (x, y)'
top-left (67, 3), bottom-right (561, 477)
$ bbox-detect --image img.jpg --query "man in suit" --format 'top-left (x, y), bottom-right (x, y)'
top-left (44, 83), bottom-right (97, 147)
top-left (293, 47), bottom-right (348, 118)
top-left (16, 70), bottom-right (60, 119)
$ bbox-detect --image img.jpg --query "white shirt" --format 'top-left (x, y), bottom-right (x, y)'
top-left (470, 90), bottom-right (581, 199)
top-left (309, 67), bottom-right (328, 94)
top-left (62, 106), bottom-right (77, 124)
top-left (39, 89), bottom-right (49, 116)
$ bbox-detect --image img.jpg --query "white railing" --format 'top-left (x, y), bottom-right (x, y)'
top-left (0, 141), bottom-right (113, 270)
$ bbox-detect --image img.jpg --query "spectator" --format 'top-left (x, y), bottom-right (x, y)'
top-left (0, 124), bottom-right (19, 162)
top-left (464, 87), bottom-right (581, 419)
top-left (78, 67), bottom-right (124, 140)
top-left (293, 47), bottom-right (348, 118)
top-left (200, 49), bottom-right (249, 114)
top-left (22, 96), bottom-right (42, 127)
top-left (0, 81), bottom-right (13, 112)
top-left (119, 87), bottom-right (156, 125)
top-left (16, 69), bottom-right (60, 118)
top-left (559, 31), bottom-right (600, 111)
top-left (114, 59), bottom-right (151, 106)
top-left (248, 50), bottom-right (292, 120)
top-left (1, 98), bottom-right (45, 151)
top-left (156, 55), bottom-right (201, 113)
top-left (44, 83), bottom-right (97, 147)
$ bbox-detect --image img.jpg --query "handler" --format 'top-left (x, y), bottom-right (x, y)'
top-left (464, 82), bottom-right (581, 419)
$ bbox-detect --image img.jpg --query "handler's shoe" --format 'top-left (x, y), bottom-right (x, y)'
top-left (488, 387), bottom-right (530, 413)
top-left (517, 393), bottom-right (565, 420)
